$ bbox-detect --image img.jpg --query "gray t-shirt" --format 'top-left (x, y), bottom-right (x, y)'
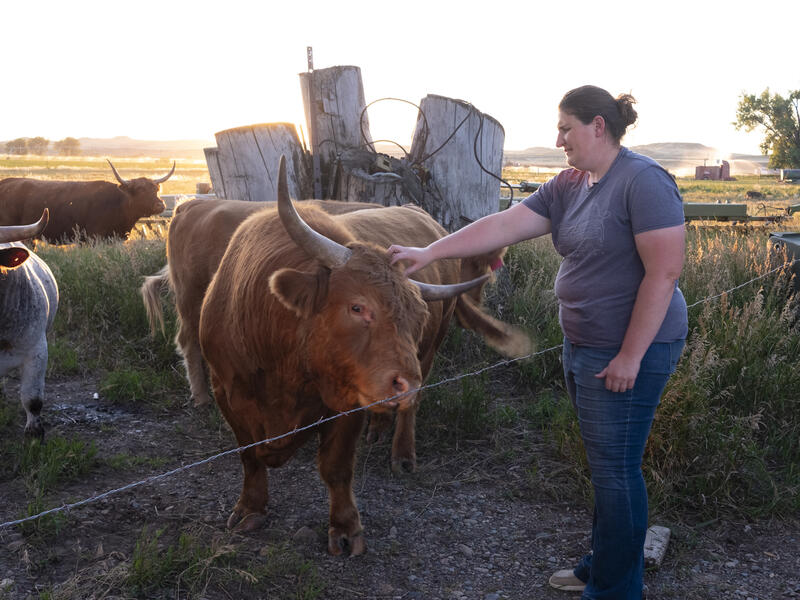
top-left (522, 147), bottom-right (688, 347)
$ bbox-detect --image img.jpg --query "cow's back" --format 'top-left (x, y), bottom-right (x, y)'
top-left (0, 243), bottom-right (58, 372)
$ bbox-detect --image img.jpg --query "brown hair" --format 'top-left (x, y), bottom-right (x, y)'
top-left (559, 85), bottom-right (638, 143)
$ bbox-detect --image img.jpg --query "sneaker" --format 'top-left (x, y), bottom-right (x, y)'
top-left (548, 569), bottom-right (587, 592)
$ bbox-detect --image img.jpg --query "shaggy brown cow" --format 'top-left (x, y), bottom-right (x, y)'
top-left (0, 160), bottom-right (174, 241)
top-left (197, 157), bottom-right (530, 554)
top-left (142, 196), bottom-right (529, 474)
top-left (141, 197), bottom-right (382, 408)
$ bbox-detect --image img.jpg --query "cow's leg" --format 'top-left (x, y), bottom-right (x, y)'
top-left (227, 448), bottom-right (268, 531)
top-left (365, 411), bottom-right (393, 444)
top-left (175, 324), bottom-right (212, 407)
top-left (212, 379), bottom-right (268, 531)
top-left (391, 400), bottom-right (417, 474)
top-left (19, 347), bottom-right (47, 439)
top-left (318, 412), bottom-right (366, 556)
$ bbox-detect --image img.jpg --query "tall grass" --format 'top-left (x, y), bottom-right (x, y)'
top-left (503, 220), bottom-right (800, 521)
top-left (33, 237), bottom-right (185, 404)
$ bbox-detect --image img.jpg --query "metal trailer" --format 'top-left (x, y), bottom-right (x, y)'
top-left (768, 232), bottom-right (800, 291)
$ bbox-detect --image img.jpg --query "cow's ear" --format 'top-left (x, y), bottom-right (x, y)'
top-left (0, 247), bottom-right (30, 269)
top-left (269, 267), bottom-right (329, 318)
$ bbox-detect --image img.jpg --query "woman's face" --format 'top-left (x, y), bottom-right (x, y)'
top-left (556, 110), bottom-right (601, 171)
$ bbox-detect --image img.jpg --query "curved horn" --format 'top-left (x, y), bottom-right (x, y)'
top-left (0, 209), bottom-right (49, 243)
top-left (276, 155), bottom-right (351, 268)
top-left (153, 161), bottom-right (176, 184)
top-left (413, 274), bottom-right (490, 301)
top-left (107, 159), bottom-right (129, 185)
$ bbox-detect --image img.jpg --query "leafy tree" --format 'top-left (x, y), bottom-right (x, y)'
top-left (5, 137), bottom-right (29, 155)
top-left (28, 136), bottom-right (50, 155)
top-left (54, 137), bottom-right (81, 156)
top-left (735, 88), bottom-right (800, 169)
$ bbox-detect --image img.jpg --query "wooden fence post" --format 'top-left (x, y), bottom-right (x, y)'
top-left (203, 147), bottom-right (224, 197)
top-left (299, 65), bottom-right (372, 198)
top-left (409, 95), bottom-right (505, 232)
top-left (204, 123), bottom-right (312, 202)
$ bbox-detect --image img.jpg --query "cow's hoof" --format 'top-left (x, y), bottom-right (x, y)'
top-left (391, 455), bottom-right (417, 474)
top-left (226, 509), bottom-right (266, 532)
top-left (328, 529), bottom-right (366, 556)
top-left (192, 393), bottom-right (213, 408)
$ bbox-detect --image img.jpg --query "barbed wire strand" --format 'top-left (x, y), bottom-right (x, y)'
top-left (2, 257), bottom-right (798, 530)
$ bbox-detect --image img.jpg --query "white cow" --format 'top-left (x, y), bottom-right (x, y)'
top-left (0, 210), bottom-right (59, 437)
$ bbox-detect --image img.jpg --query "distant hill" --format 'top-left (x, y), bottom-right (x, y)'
top-left (0, 138), bottom-right (772, 175)
top-left (0, 136), bottom-right (214, 160)
top-left (77, 136), bottom-right (214, 159)
top-left (504, 142), bottom-right (770, 176)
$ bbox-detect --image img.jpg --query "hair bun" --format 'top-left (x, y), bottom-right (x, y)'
top-left (616, 94), bottom-right (638, 127)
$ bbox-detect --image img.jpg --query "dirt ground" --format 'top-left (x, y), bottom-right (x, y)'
top-left (1, 375), bottom-right (799, 600)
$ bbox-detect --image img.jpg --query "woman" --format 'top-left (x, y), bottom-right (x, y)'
top-left (387, 85), bottom-right (688, 599)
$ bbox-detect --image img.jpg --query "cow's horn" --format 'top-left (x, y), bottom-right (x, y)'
top-left (153, 161), bottom-right (176, 184)
top-left (107, 159), bottom-right (129, 185)
top-left (412, 274), bottom-right (490, 301)
top-left (276, 155), bottom-right (351, 268)
top-left (0, 209), bottom-right (49, 243)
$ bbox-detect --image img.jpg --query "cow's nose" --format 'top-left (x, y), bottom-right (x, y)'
top-left (392, 376), bottom-right (410, 396)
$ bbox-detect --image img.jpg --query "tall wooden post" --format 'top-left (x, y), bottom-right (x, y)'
top-left (409, 95), bottom-right (505, 232)
top-left (206, 123), bottom-right (312, 202)
top-left (299, 65), bottom-right (372, 198)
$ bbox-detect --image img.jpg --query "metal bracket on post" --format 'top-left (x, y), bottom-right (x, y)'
top-left (307, 46), bottom-right (323, 199)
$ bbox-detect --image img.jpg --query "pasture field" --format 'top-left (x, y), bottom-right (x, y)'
top-left (0, 155), bottom-right (210, 196)
top-left (0, 172), bottom-right (799, 598)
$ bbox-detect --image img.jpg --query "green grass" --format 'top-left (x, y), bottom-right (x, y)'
top-left (34, 237), bottom-right (186, 404)
top-left (119, 526), bottom-right (325, 599)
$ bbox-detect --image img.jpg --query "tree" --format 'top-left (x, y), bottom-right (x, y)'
top-left (28, 136), bottom-right (50, 155)
top-left (735, 88), bottom-right (800, 169)
top-left (54, 137), bottom-right (81, 156)
top-left (5, 138), bottom-right (29, 155)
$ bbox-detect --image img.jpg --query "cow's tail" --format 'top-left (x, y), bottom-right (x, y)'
top-left (454, 294), bottom-right (533, 359)
top-left (141, 264), bottom-right (171, 336)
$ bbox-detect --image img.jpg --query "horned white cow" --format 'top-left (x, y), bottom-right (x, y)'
top-left (0, 210), bottom-right (59, 437)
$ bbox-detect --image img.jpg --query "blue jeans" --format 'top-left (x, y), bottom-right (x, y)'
top-left (562, 338), bottom-right (685, 600)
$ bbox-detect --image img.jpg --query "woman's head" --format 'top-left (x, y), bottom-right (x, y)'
top-left (558, 85), bottom-right (638, 144)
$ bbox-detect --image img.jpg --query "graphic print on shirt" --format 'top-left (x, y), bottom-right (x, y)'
top-left (555, 188), bottom-right (612, 262)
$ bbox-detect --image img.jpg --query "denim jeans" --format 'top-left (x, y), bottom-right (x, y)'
top-left (562, 337), bottom-right (685, 600)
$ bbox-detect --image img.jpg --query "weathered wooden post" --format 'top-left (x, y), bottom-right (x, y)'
top-left (205, 123), bottom-right (312, 202)
top-left (299, 65), bottom-right (373, 198)
top-left (203, 147), bottom-right (224, 197)
top-left (409, 95), bottom-right (505, 232)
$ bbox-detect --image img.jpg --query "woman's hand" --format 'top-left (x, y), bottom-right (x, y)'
top-left (387, 245), bottom-right (432, 275)
top-left (595, 353), bottom-right (640, 393)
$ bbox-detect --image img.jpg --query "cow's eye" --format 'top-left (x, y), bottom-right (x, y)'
top-left (351, 305), bottom-right (362, 313)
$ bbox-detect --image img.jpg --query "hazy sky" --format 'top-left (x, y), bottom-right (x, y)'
top-left (5, 0), bottom-right (798, 155)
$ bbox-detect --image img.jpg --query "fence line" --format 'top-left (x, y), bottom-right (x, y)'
top-left (1, 257), bottom-right (798, 530)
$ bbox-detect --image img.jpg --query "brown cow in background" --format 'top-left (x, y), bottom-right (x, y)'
top-left (196, 157), bottom-right (530, 554)
top-left (0, 160), bottom-right (174, 241)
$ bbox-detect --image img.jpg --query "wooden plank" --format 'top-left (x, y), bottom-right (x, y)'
top-left (211, 124), bottom-right (311, 202)
top-left (299, 66), bottom-right (371, 198)
top-left (409, 94), bottom-right (504, 232)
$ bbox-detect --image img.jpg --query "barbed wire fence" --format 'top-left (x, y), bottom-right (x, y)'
top-left (1, 256), bottom-right (798, 531)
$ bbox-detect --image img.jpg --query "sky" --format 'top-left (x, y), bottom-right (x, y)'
top-left (4, 0), bottom-right (798, 156)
